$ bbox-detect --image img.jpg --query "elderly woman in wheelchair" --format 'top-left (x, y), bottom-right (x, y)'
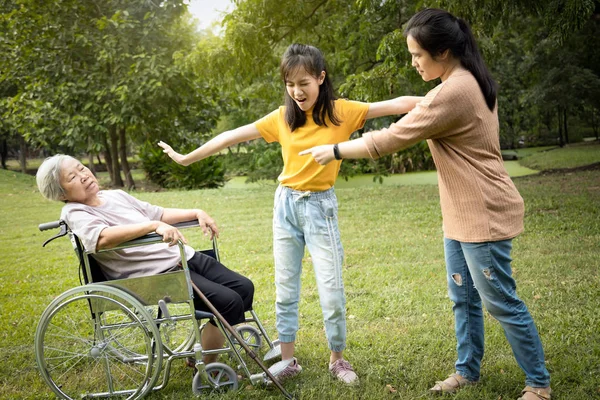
top-left (34, 154), bottom-right (287, 400)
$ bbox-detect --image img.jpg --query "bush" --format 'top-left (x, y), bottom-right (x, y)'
top-left (222, 140), bottom-right (282, 183)
top-left (139, 142), bottom-right (226, 190)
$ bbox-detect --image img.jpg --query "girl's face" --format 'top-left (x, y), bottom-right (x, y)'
top-left (59, 157), bottom-right (100, 205)
top-left (285, 67), bottom-right (325, 111)
top-left (407, 35), bottom-right (450, 82)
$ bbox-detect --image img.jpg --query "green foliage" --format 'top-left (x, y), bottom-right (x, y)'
top-left (199, 0), bottom-right (599, 179)
top-left (243, 140), bottom-right (283, 183)
top-left (0, 0), bottom-right (221, 187)
top-left (2, 0), bottom-right (599, 184)
top-left (139, 142), bottom-right (226, 189)
top-left (433, 0), bottom-right (596, 42)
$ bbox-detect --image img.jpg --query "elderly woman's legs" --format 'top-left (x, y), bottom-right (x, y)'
top-left (186, 251), bottom-right (255, 363)
top-left (187, 251), bottom-right (254, 325)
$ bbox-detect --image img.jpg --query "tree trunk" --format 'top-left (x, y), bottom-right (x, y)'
top-left (109, 125), bottom-right (124, 187)
top-left (563, 108), bottom-right (569, 144)
top-left (19, 134), bottom-right (27, 173)
top-left (0, 136), bottom-right (7, 169)
top-left (557, 107), bottom-right (565, 147)
top-left (86, 136), bottom-right (96, 175)
top-left (118, 126), bottom-right (135, 190)
top-left (594, 107), bottom-right (599, 140)
top-left (102, 133), bottom-right (114, 183)
top-left (88, 152), bottom-right (96, 175)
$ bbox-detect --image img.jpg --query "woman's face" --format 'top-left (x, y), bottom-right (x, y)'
top-left (285, 67), bottom-right (325, 112)
top-left (407, 35), bottom-right (447, 82)
top-left (59, 158), bottom-right (100, 205)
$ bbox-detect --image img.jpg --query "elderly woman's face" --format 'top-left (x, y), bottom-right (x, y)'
top-left (59, 158), bottom-right (99, 204)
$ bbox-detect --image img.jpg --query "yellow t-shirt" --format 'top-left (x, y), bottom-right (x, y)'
top-left (255, 99), bottom-right (369, 191)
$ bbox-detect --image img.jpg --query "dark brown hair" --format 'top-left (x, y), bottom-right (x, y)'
top-left (280, 43), bottom-right (341, 131)
top-left (405, 8), bottom-right (498, 110)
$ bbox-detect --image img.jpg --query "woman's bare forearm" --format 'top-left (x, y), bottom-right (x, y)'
top-left (159, 123), bottom-right (261, 166)
top-left (337, 137), bottom-right (371, 159)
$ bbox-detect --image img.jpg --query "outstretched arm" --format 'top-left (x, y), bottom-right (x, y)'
top-left (365, 96), bottom-right (423, 119)
top-left (298, 138), bottom-right (370, 165)
top-left (158, 123), bottom-right (262, 166)
top-left (301, 96), bottom-right (430, 165)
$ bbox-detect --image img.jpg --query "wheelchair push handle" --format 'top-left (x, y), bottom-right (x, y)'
top-left (39, 220), bottom-right (62, 231)
top-left (39, 220), bottom-right (69, 247)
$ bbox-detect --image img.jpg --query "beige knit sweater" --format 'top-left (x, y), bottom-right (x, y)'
top-left (364, 68), bottom-right (524, 242)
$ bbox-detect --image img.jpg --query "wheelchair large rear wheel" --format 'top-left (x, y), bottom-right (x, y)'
top-left (155, 302), bottom-right (197, 354)
top-left (35, 284), bottom-right (163, 400)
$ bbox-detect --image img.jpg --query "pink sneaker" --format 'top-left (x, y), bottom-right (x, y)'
top-left (329, 358), bottom-right (359, 385)
top-left (276, 358), bottom-right (302, 382)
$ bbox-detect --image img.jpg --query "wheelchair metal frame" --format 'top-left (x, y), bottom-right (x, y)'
top-left (35, 220), bottom-right (289, 400)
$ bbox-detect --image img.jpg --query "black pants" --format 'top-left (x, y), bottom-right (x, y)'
top-left (186, 251), bottom-right (254, 326)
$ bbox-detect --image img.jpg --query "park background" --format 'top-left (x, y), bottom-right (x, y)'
top-left (0, 0), bottom-right (599, 399)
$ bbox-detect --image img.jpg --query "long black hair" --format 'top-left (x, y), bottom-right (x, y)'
top-left (280, 43), bottom-right (341, 131)
top-left (404, 8), bottom-right (497, 111)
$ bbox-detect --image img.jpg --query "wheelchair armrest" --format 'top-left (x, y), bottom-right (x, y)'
top-left (95, 220), bottom-right (201, 253)
top-left (172, 220), bottom-right (200, 230)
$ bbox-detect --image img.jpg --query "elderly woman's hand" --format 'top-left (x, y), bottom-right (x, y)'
top-left (196, 210), bottom-right (219, 240)
top-left (155, 222), bottom-right (187, 247)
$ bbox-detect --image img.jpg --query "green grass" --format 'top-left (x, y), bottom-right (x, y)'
top-left (0, 145), bottom-right (599, 399)
top-left (518, 142), bottom-right (600, 170)
top-left (226, 160), bottom-right (538, 189)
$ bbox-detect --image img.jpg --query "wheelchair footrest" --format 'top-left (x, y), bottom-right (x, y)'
top-left (263, 339), bottom-right (282, 361)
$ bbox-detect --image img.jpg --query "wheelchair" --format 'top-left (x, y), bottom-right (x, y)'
top-left (35, 219), bottom-right (293, 399)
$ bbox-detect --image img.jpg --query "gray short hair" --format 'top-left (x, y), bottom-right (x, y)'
top-left (36, 155), bottom-right (76, 201)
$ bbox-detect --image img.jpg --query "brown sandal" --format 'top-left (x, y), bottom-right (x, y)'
top-left (429, 373), bottom-right (476, 395)
top-left (517, 386), bottom-right (551, 400)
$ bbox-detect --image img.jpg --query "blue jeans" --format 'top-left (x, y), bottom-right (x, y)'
top-left (273, 185), bottom-right (346, 352)
top-left (444, 238), bottom-right (550, 387)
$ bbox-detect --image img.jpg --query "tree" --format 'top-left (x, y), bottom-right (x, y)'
top-left (0, 0), bottom-right (221, 187)
top-left (207, 0), bottom-right (599, 176)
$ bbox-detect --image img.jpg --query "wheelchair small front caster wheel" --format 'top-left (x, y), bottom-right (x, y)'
top-left (230, 325), bottom-right (263, 355)
top-left (192, 362), bottom-right (239, 394)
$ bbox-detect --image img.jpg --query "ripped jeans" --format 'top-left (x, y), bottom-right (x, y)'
top-left (444, 238), bottom-right (550, 387)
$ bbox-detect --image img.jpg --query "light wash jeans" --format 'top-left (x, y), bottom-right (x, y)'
top-left (444, 238), bottom-right (550, 387)
top-left (273, 185), bottom-right (347, 352)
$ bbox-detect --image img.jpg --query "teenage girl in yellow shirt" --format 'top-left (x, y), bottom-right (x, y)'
top-left (158, 43), bottom-right (421, 384)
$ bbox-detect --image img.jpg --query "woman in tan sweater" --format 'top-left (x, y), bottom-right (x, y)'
top-left (300, 8), bottom-right (551, 400)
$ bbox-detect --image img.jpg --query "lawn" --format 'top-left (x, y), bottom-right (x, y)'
top-left (0, 144), bottom-right (599, 400)
top-left (517, 142), bottom-right (600, 170)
